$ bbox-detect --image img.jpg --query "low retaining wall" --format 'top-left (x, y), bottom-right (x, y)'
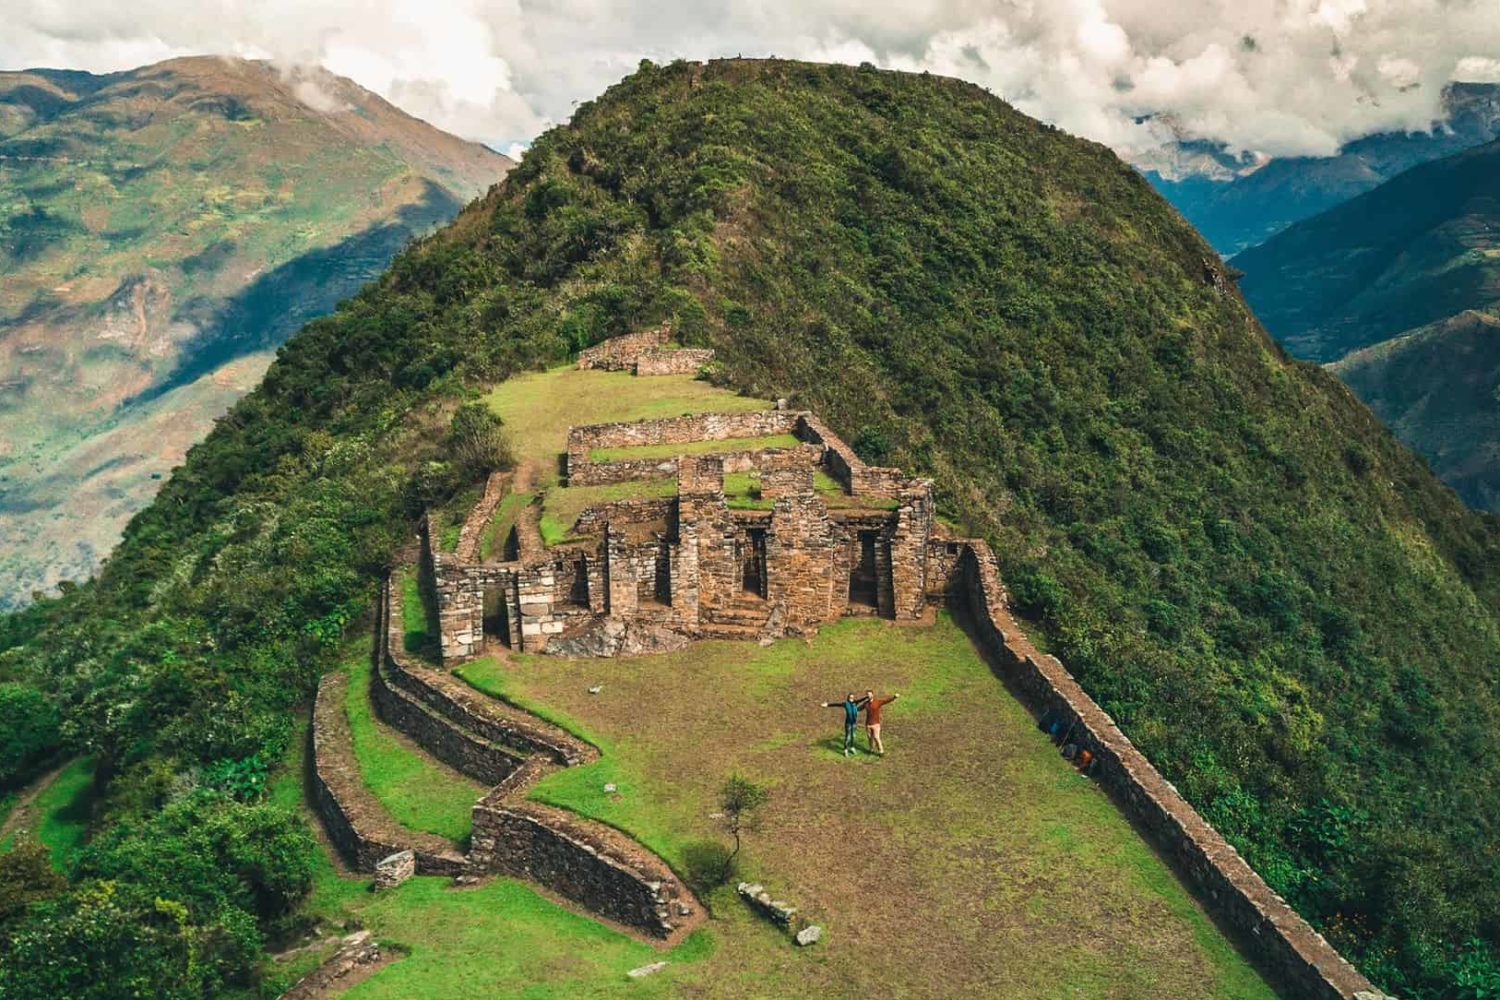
top-left (471, 801), bottom-right (683, 938)
top-left (383, 580), bottom-right (593, 765)
top-left (956, 541), bottom-right (1381, 1000)
top-left (309, 672), bottom-right (465, 876)
top-left (577, 327), bottom-right (672, 371)
top-left (793, 413), bottom-right (908, 498)
top-left (635, 347), bottom-right (715, 375)
top-left (371, 659), bottom-right (524, 785)
top-left (568, 456), bottom-right (680, 487)
top-left (568, 410), bottom-right (799, 470)
top-left (456, 471), bottom-right (508, 562)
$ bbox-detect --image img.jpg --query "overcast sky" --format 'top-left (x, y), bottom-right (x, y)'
top-left (5, 0), bottom-right (1500, 163)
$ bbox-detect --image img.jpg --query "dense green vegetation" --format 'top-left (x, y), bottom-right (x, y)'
top-left (2, 58), bottom-right (1498, 997)
top-left (1330, 310), bottom-right (1500, 511)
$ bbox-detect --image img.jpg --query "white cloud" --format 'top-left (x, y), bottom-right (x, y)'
top-left (2, 0), bottom-right (1499, 163)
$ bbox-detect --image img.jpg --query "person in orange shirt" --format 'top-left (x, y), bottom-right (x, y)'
top-left (862, 690), bottom-right (900, 755)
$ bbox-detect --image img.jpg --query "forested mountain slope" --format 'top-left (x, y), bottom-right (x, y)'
top-left (2, 59), bottom-right (1498, 999)
top-left (1234, 138), bottom-right (1500, 511)
top-left (0, 56), bottom-right (509, 609)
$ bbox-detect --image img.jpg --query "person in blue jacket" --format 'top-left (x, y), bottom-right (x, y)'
top-left (820, 693), bottom-right (870, 756)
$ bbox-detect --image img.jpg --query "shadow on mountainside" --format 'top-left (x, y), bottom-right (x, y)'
top-left (127, 179), bottom-right (463, 410)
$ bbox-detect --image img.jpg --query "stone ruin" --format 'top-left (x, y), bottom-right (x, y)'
top-left (574, 323), bottom-right (716, 376)
top-left (427, 407), bottom-right (952, 662)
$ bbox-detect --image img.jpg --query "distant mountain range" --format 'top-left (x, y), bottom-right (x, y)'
top-left (1147, 83), bottom-right (1500, 255)
top-left (1232, 136), bottom-right (1500, 511)
top-left (0, 56), bottom-right (509, 609)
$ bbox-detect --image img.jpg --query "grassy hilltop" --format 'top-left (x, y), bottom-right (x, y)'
top-left (0, 56), bottom-right (509, 609)
top-left (2, 58), bottom-right (1499, 998)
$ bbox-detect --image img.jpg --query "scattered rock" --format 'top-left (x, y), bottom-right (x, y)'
top-left (628, 961), bottom-right (669, 978)
top-left (453, 873), bottom-right (481, 887)
top-left (795, 925), bottom-right (822, 946)
top-left (588, 685), bottom-right (603, 694)
top-left (676, 902), bottom-right (692, 917)
top-left (603, 783), bottom-right (618, 793)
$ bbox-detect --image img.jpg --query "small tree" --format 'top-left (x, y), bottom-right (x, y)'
top-left (719, 774), bottom-right (769, 867)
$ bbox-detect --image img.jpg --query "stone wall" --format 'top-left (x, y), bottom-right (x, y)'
top-left (383, 580), bottom-right (593, 765)
top-left (571, 498), bottom-right (674, 537)
top-left (470, 801), bottom-right (686, 938)
top-left (793, 412), bottom-right (908, 498)
top-left (577, 327), bottom-right (672, 371)
top-left (567, 456), bottom-right (681, 487)
top-left (567, 410), bottom-right (799, 478)
top-left (371, 655), bottom-right (524, 785)
top-left (953, 540), bottom-right (1380, 1000)
top-left (309, 671), bottom-right (466, 876)
top-left (765, 489), bottom-right (842, 630)
top-left (634, 347), bottom-right (715, 375)
top-left (456, 470), bottom-right (507, 562)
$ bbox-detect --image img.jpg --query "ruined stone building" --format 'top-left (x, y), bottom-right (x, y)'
top-left (426, 407), bottom-right (958, 662)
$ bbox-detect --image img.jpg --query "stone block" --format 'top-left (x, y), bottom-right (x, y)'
top-left (374, 850), bottom-right (415, 890)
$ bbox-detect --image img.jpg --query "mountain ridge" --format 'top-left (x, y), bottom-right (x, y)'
top-left (2, 58), bottom-right (1497, 998)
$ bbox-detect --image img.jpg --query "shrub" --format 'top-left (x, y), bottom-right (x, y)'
top-left (447, 402), bottom-right (514, 482)
top-left (0, 683), bottom-right (61, 789)
top-left (0, 843), bottom-right (64, 943)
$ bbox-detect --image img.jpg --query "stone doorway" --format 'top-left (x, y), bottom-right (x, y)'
top-left (742, 528), bottom-right (768, 599)
top-left (563, 557), bottom-right (590, 608)
top-left (849, 530), bottom-right (880, 608)
top-left (482, 584), bottom-right (512, 648)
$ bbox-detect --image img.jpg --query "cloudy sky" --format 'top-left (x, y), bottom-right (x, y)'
top-left (5, 0), bottom-right (1500, 163)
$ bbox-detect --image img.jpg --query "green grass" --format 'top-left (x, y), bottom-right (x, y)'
top-left (454, 618), bottom-right (1274, 999)
top-left (539, 478), bottom-right (677, 543)
top-left (260, 714), bottom-right (722, 1000)
top-left (0, 757), bottom-right (96, 869)
top-left (589, 432), bottom-right (799, 463)
top-left (478, 491), bottom-right (534, 562)
top-left (485, 367), bottom-right (770, 487)
top-left (399, 567), bottom-right (434, 659)
top-left (342, 655), bottom-right (484, 844)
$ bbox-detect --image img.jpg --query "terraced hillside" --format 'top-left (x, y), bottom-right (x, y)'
top-left (0, 56), bottom-right (509, 609)
top-left (4, 59), bottom-right (1498, 999)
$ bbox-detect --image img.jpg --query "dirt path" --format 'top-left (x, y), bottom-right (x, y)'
top-left (512, 460), bottom-right (546, 560)
top-left (0, 760), bottom-right (69, 843)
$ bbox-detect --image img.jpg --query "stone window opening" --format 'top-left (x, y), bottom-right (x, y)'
top-left (653, 542), bottom-right (673, 606)
top-left (482, 584), bottom-right (512, 648)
